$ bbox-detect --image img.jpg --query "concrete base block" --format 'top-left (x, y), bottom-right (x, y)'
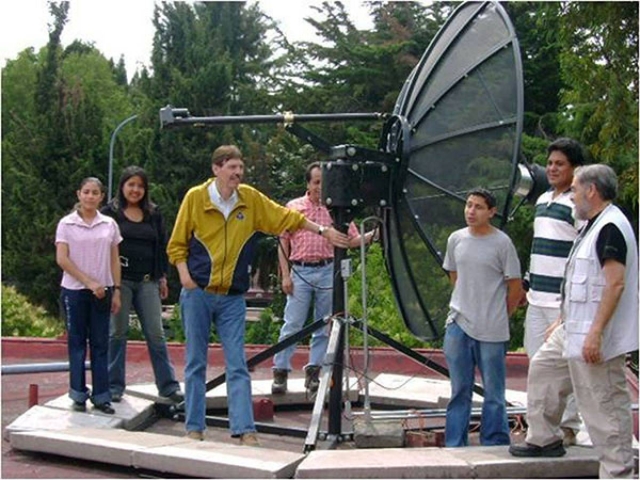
top-left (295, 445), bottom-right (602, 479)
top-left (353, 417), bottom-right (404, 448)
top-left (10, 427), bottom-right (192, 467)
top-left (45, 393), bottom-right (155, 430)
top-left (296, 448), bottom-right (473, 478)
top-left (134, 440), bottom-right (306, 478)
top-left (10, 427), bottom-right (306, 478)
top-left (446, 445), bottom-right (599, 479)
top-left (4, 405), bottom-right (122, 441)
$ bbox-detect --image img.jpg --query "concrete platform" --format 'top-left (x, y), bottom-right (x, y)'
top-left (5, 375), bottom-right (604, 479)
top-left (6, 339), bottom-right (635, 479)
top-left (295, 445), bottom-right (599, 478)
top-left (10, 428), bottom-right (305, 478)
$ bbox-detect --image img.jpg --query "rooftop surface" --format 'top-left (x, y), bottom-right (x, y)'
top-left (2, 337), bottom-right (637, 478)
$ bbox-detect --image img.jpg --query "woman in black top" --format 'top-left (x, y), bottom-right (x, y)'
top-left (102, 166), bottom-right (181, 402)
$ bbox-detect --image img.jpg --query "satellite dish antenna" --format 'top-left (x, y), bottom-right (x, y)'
top-left (158, 0), bottom-right (545, 450)
top-left (381, 1), bottom-right (526, 341)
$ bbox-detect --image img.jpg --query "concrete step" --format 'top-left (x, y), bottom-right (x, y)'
top-left (10, 427), bottom-right (305, 478)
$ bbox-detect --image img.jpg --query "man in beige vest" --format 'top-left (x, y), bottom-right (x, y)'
top-left (510, 164), bottom-right (638, 479)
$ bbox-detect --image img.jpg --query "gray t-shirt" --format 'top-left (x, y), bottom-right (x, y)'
top-left (442, 227), bottom-right (521, 342)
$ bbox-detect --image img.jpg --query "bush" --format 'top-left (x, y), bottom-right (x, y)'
top-left (2, 283), bottom-right (65, 337)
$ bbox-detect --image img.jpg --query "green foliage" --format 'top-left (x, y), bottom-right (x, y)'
top-left (1, 284), bottom-right (65, 337)
top-left (346, 244), bottom-right (429, 349)
top-left (2, 1), bottom-right (638, 355)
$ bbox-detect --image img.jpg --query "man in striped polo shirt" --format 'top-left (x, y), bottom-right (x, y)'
top-left (524, 137), bottom-right (586, 445)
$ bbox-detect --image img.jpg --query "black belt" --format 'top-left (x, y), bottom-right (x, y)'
top-left (291, 259), bottom-right (333, 268)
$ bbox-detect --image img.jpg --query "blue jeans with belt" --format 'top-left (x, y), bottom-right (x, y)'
top-left (180, 287), bottom-right (254, 436)
top-left (273, 262), bottom-right (333, 371)
top-left (62, 288), bottom-right (111, 405)
top-left (443, 321), bottom-right (510, 447)
top-left (108, 278), bottom-right (179, 397)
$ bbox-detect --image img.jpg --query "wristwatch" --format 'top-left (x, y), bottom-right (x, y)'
top-left (317, 225), bottom-right (327, 236)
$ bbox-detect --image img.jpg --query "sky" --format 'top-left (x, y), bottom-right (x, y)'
top-left (0, 0), bottom-right (374, 79)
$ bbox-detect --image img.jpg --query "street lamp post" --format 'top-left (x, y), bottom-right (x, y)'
top-left (108, 114), bottom-right (138, 201)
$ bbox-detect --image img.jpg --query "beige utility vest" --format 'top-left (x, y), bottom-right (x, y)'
top-left (562, 204), bottom-right (639, 361)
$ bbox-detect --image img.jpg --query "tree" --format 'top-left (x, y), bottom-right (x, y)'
top-left (2, 3), bottom-right (136, 313)
top-left (556, 2), bottom-right (638, 231)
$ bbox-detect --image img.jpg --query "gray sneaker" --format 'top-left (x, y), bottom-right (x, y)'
top-left (271, 369), bottom-right (288, 394)
top-left (304, 365), bottom-right (321, 394)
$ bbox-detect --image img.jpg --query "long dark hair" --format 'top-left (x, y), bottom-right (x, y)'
top-left (113, 166), bottom-right (156, 215)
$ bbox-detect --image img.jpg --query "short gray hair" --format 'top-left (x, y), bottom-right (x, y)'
top-left (574, 164), bottom-right (618, 201)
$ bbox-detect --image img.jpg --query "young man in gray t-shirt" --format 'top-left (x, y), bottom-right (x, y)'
top-left (442, 188), bottom-right (522, 447)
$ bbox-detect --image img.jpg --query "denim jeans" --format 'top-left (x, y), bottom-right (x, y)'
top-left (61, 288), bottom-right (111, 405)
top-left (108, 278), bottom-right (179, 397)
top-left (443, 321), bottom-right (509, 447)
top-left (180, 287), bottom-right (254, 436)
top-left (273, 263), bottom-right (332, 371)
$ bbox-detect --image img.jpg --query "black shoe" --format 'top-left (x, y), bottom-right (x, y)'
top-left (93, 402), bottom-right (116, 414)
top-left (72, 401), bottom-right (86, 412)
top-left (111, 393), bottom-right (122, 403)
top-left (509, 440), bottom-right (566, 457)
top-left (166, 391), bottom-right (183, 403)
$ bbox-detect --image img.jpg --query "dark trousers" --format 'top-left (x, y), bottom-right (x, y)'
top-left (61, 288), bottom-right (111, 405)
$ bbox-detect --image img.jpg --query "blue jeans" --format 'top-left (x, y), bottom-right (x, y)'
top-left (443, 321), bottom-right (509, 447)
top-left (61, 288), bottom-right (111, 405)
top-left (180, 287), bottom-right (254, 436)
top-left (108, 279), bottom-right (179, 397)
top-left (273, 263), bottom-right (332, 371)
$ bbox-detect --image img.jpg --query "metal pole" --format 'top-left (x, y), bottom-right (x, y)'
top-left (108, 114), bottom-right (138, 201)
top-left (2, 361), bottom-right (91, 375)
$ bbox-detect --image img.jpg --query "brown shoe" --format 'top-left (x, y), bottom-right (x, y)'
top-left (239, 432), bottom-right (260, 446)
top-left (186, 430), bottom-right (204, 441)
top-left (561, 427), bottom-right (577, 446)
top-left (271, 369), bottom-right (288, 394)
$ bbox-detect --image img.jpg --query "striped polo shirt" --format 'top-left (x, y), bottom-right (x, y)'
top-left (527, 189), bottom-right (584, 308)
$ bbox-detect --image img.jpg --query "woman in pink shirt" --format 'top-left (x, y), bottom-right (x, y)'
top-left (55, 177), bottom-right (122, 414)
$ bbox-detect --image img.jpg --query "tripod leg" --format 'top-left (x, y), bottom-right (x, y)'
top-left (304, 319), bottom-right (343, 452)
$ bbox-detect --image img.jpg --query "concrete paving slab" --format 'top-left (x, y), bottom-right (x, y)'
top-left (366, 374), bottom-right (527, 409)
top-left (3, 405), bottom-right (122, 441)
top-left (295, 447), bottom-right (473, 478)
top-left (9, 427), bottom-right (193, 467)
top-left (127, 377), bottom-right (358, 409)
top-left (45, 393), bottom-right (155, 430)
top-left (133, 439), bottom-right (306, 478)
top-left (446, 445), bottom-right (599, 478)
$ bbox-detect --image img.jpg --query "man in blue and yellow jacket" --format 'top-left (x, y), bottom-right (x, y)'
top-left (167, 144), bottom-right (349, 445)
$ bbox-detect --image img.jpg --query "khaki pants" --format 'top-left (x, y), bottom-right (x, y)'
top-left (524, 304), bottom-right (583, 433)
top-left (526, 326), bottom-right (635, 479)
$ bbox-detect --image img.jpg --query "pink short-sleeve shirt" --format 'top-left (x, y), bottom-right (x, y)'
top-left (55, 211), bottom-right (122, 290)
